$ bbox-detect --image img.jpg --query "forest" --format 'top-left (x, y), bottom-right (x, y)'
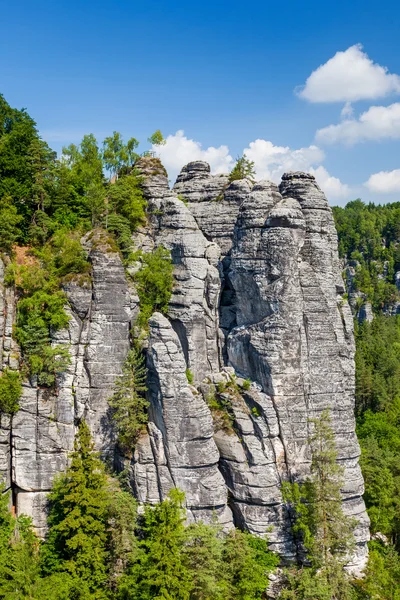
top-left (0, 93), bottom-right (400, 598)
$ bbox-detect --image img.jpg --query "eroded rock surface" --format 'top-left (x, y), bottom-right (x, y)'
top-left (0, 161), bottom-right (369, 573)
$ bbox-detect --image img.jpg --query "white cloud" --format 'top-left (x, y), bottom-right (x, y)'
top-left (309, 166), bottom-right (350, 198)
top-left (316, 102), bottom-right (400, 144)
top-left (153, 130), bottom-right (234, 180)
top-left (154, 131), bottom-right (349, 200)
top-left (243, 139), bottom-right (325, 180)
top-left (298, 44), bottom-right (400, 103)
top-left (340, 102), bottom-right (354, 119)
top-left (242, 139), bottom-right (349, 199)
top-left (365, 169), bottom-right (400, 193)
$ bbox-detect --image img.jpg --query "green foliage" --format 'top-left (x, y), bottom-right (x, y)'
top-left (40, 420), bottom-right (111, 597)
top-left (0, 481), bottom-right (43, 600)
top-left (103, 132), bottom-right (139, 179)
top-left (281, 411), bottom-right (356, 599)
top-left (242, 378), bottom-right (251, 391)
top-left (119, 489), bottom-right (192, 600)
top-left (353, 541), bottom-right (400, 599)
top-left (185, 369), bottom-right (194, 385)
top-left (109, 349), bottom-right (149, 454)
top-left (0, 368), bottom-right (22, 414)
top-left (107, 172), bottom-right (146, 228)
top-left (206, 389), bottom-right (234, 433)
top-left (222, 530), bottom-right (279, 599)
top-left (133, 246), bottom-right (174, 328)
top-left (13, 261), bottom-right (71, 386)
top-left (0, 196), bottom-right (22, 252)
top-left (228, 155), bottom-right (256, 183)
top-left (333, 199), bottom-right (400, 310)
top-left (148, 130), bottom-right (166, 147)
top-left (183, 520), bottom-right (226, 600)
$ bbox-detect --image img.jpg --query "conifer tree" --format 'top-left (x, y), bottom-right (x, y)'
top-left (228, 155), bottom-right (256, 183)
top-left (118, 489), bottom-right (192, 600)
top-left (281, 410), bottom-right (356, 599)
top-left (222, 529), bottom-right (278, 600)
top-left (183, 520), bottom-right (225, 600)
top-left (109, 349), bottom-right (149, 454)
top-left (40, 420), bottom-right (110, 598)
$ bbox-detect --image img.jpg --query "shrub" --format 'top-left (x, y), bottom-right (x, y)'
top-left (134, 246), bottom-right (174, 328)
top-left (0, 369), bottom-right (22, 414)
top-left (109, 349), bottom-right (149, 454)
top-left (185, 369), bottom-right (194, 384)
top-left (0, 196), bottom-right (22, 252)
top-left (242, 378), bottom-right (251, 391)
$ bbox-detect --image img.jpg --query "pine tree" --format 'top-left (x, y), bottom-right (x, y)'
top-left (183, 520), bottom-right (225, 600)
top-left (222, 529), bottom-right (278, 600)
top-left (228, 155), bottom-right (256, 183)
top-left (118, 489), bottom-right (192, 600)
top-left (0, 485), bottom-right (42, 600)
top-left (281, 410), bottom-right (356, 599)
top-left (109, 349), bottom-right (149, 454)
top-left (40, 420), bottom-right (110, 598)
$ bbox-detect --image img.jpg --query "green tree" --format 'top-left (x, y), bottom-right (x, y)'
top-left (0, 196), bottom-right (22, 252)
top-left (109, 349), bottom-right (149, 454)
top-left (40, 420), bottom-right (110, 598)
top-left (183, 521), bottom-right (225, 600)
top-left (102, 132), bottom-right (128, 180)
top-left (281, 410), bottom-right (356, 599)
top-left (0, 368), bottom-right (22, 414)
top-left (228, 155), bottom-right (256, 183)
top-left (134, 246), bottom-right (174, 328)
top-left (118, 489), bottom-right (192, 600)
top-left (0, 94), bottom-right (43, 235)
top-left (222, 530), bottom-right (278, 600)
top-left (148, 130), bottom-right (166, 147)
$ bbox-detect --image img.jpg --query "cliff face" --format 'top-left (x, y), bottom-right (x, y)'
top-left (0, 159), bottom-right (369, 572)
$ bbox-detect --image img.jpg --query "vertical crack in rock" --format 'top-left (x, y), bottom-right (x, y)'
top-left (0, 160), bottom-right (370, 574)
top-left (132, 312), bottom-right (232, 528)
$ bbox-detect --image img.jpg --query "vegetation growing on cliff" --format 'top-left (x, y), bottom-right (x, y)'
top-left (228, 155), bottom-right (256, 183)
top-left (109, 349), bottom-right (149, 454)
top-left (281, 410), bottom-right (356, 599)
top-left (133, 246), bottom-right (174, 328)
top-left (0, 423), bottom-right (278, 599)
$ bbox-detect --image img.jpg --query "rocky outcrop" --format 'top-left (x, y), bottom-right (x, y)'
top-left (1, 238), bottom-right (132, 535)
top-left (0, 160), bottom-right (369, 573)
top-left (132, 313), bottom-right (232, 528)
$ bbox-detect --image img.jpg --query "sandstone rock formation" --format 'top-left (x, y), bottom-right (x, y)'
top-left (0, 158), bottom-right (369, 573)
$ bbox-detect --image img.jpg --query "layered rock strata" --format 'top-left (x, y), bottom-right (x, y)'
top-left (0, 159), bottom-right (369, 573)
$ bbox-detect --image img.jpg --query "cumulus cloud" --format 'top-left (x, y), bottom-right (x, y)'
top-left (242, 140), bottom-right (350, 198)
top-left (298, 44), bottom-right (400, 103)
top-left (316, 102), bottom-right (400, 144)
top-left (243, 139), bottom-right (325, 181)
top-left (153, 131), bottom-right (349, 200)
top-left (365, 169), bottom-right (400, 193)
top-left (309, 166), bottom-right (350, 198)
top-left (152, 130), bottom-right (234, 181)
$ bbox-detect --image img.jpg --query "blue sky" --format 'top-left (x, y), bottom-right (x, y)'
top-left (2, 0), bottom-right (400, 205)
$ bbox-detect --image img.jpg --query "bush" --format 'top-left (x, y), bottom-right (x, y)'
top-left (107, 172), bottom-right (146, 231)
top-left (109, 349), bottom-right (149, 454)
top-left (0, 369), bottom-right (22, 414)
top-left (185, 369), bottom-right (194, 384)
top-left (0, 196), bottom-right (22, 252)
top-left (134, 246), bottom-right (174, 328)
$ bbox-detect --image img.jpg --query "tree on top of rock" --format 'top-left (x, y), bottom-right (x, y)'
top-left (228, 155), bottom-right (256, 183)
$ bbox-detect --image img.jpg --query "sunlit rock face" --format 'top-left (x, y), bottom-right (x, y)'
top-left (0, 161), bottom-right (369, 573)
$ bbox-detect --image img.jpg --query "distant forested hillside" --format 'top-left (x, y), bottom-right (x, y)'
top-left (333, 201), bottom-right (400, 595)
